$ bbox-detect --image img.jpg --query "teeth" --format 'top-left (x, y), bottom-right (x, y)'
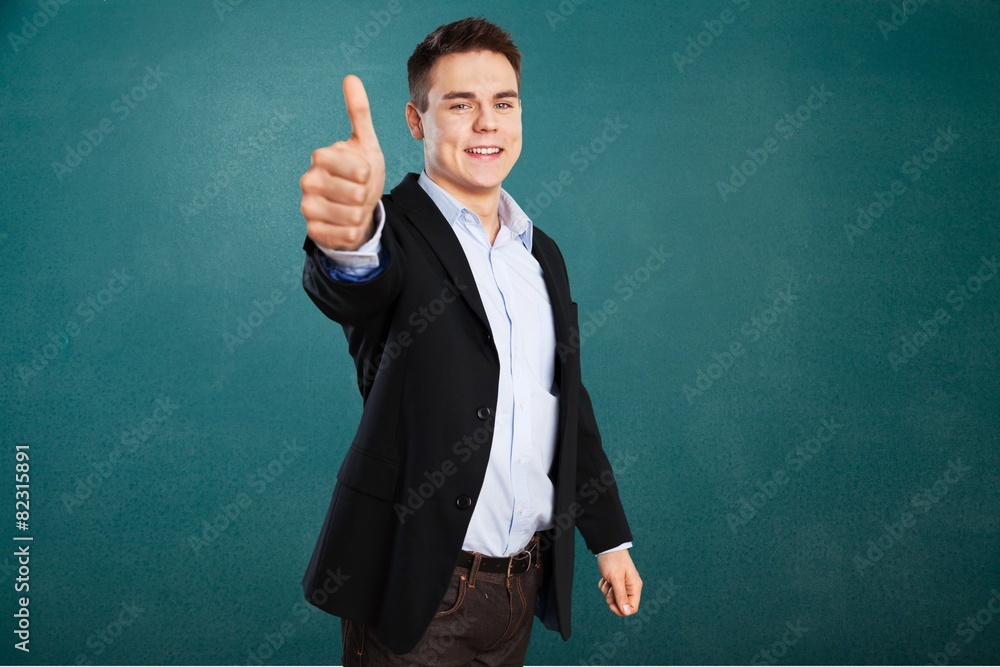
top-left (466, 147), bottom-right (501, 155)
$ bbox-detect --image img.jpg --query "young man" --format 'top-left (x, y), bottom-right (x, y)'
top-left (298, 17), bottom-right (641, 665)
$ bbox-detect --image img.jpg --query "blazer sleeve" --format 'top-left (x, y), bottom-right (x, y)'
top-left (300, 197), bottom-right (406, 328)
top-left (574, 379), bottom-right (635, 555)
top-left (544, 234), bottom-right (634, 555)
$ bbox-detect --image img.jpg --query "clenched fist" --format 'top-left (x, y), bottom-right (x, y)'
top-left (300, 75), bottom-right (386, 251)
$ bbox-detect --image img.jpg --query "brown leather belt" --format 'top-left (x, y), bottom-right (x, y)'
top-left (456, 533), bottom-right (539, 576)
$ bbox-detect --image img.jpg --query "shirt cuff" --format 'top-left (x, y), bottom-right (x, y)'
top-left (315, 199), bottom-right (385, 271)
top-left (596, 541), bottom-right (633, 556)
top-left (320, 243), bottom-right (388, 283)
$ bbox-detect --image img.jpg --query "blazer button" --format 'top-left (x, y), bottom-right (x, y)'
top-left (477, 406), bottom-right (491, 420)
top-left (485, 332), bottom-right (493, 343)
top-left (455, 495), bottom-right (472, 510)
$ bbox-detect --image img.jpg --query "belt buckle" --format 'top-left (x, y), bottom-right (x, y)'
top-left (507, 542), bottom-right (532, 577)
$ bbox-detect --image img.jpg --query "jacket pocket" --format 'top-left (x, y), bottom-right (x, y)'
top-left (336, 446), bottom-right (399, 502)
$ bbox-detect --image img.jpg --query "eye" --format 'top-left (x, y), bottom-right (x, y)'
top-left (451, 103), bottom-right (471, 110)
top-left (495, 102), bottom-right (514, 109)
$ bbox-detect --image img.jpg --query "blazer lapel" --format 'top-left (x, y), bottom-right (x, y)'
top-left (391, 173), bottom-right (492, 334)
top-left (531, 242), bottom-right (571, 394)
top-left (390, 172), bottom-right (573, 363)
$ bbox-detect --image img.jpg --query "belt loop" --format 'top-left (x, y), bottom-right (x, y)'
top-left (468, 552), bottom-right (483, 589)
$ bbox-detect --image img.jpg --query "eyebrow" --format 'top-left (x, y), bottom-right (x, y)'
top-left (441, 90), bottom-right (519, 101)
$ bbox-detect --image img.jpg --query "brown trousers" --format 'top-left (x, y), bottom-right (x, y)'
top-left (340, 540), bottom-right (543, 666)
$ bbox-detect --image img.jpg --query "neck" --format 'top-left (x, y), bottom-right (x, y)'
top-left (425, 171), bottom-right (502, 241)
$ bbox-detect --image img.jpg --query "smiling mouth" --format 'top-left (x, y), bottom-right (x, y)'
top-left (465, 147), bottom-right (503, 155)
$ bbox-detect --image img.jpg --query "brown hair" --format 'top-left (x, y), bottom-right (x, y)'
top-left (407, 17), bottom-right (522, 112)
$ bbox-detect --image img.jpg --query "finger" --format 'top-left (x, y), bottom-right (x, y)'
top-left (630, 575), bottom-right (643, 611)
top-left (609, 576), bottom-right (632, 615)
top-left (310, 146), bottom-right (371, 184)
top-left (343, 74), bottom-right (379, 149)
top-left (301, 196), bottom-right (373, 228)
top-left (304, 217), bottom-right (374, 251)
top-left (300, 169), bottom-right (368, 206)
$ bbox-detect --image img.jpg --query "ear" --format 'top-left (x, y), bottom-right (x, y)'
top-left (405, 102), bottom-right (424, 140)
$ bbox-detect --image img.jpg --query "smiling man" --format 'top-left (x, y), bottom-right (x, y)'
top-left (298, 16), bottom-right (641, 665)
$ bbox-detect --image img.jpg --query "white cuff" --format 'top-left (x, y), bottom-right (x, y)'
top-left (596, 541), bottom-right (633, 556)
top-left (315, 200), bottom-right (385, 270)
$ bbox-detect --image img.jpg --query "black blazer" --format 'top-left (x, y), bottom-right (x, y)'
top-left (299, 172), bottom-right (633, 654)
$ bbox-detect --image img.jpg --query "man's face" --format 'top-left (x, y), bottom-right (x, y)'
top-left (406, 50), bottom-right (522, 202)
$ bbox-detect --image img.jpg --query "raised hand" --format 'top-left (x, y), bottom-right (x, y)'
top-left (300, 74), bottom-right (386, 251)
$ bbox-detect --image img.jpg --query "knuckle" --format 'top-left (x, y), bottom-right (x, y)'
top-left (300, 197), bottom-right (314, 217)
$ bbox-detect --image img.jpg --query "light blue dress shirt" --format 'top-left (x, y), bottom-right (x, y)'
top-left (317, 171), bottom-right (632, 558)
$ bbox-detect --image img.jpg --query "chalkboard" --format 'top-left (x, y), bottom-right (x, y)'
top-left (1, 0), bottom-right (998, 664)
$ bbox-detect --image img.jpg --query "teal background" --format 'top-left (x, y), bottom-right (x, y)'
top-left (2, 0), bottom-right (999, 664)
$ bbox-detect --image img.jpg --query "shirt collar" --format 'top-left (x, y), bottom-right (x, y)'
top-left (417, 170), bottom-right (533, 252)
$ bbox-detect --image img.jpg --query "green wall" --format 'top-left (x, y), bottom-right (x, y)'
top-left (1, 0), bottom-right (998, 664)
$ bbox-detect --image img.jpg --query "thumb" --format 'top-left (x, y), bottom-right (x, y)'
top-left (343, 74), bottom-right (380, 149)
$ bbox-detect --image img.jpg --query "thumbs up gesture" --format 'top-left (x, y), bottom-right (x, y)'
top-left (300, 75), bottom-right (386, 251)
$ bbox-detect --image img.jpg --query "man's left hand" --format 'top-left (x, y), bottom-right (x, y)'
top-left (596, 549), bottom-right (642, 616)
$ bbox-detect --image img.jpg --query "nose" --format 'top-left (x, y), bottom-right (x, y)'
top-left (472, 105), bottom-right (498, 132)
